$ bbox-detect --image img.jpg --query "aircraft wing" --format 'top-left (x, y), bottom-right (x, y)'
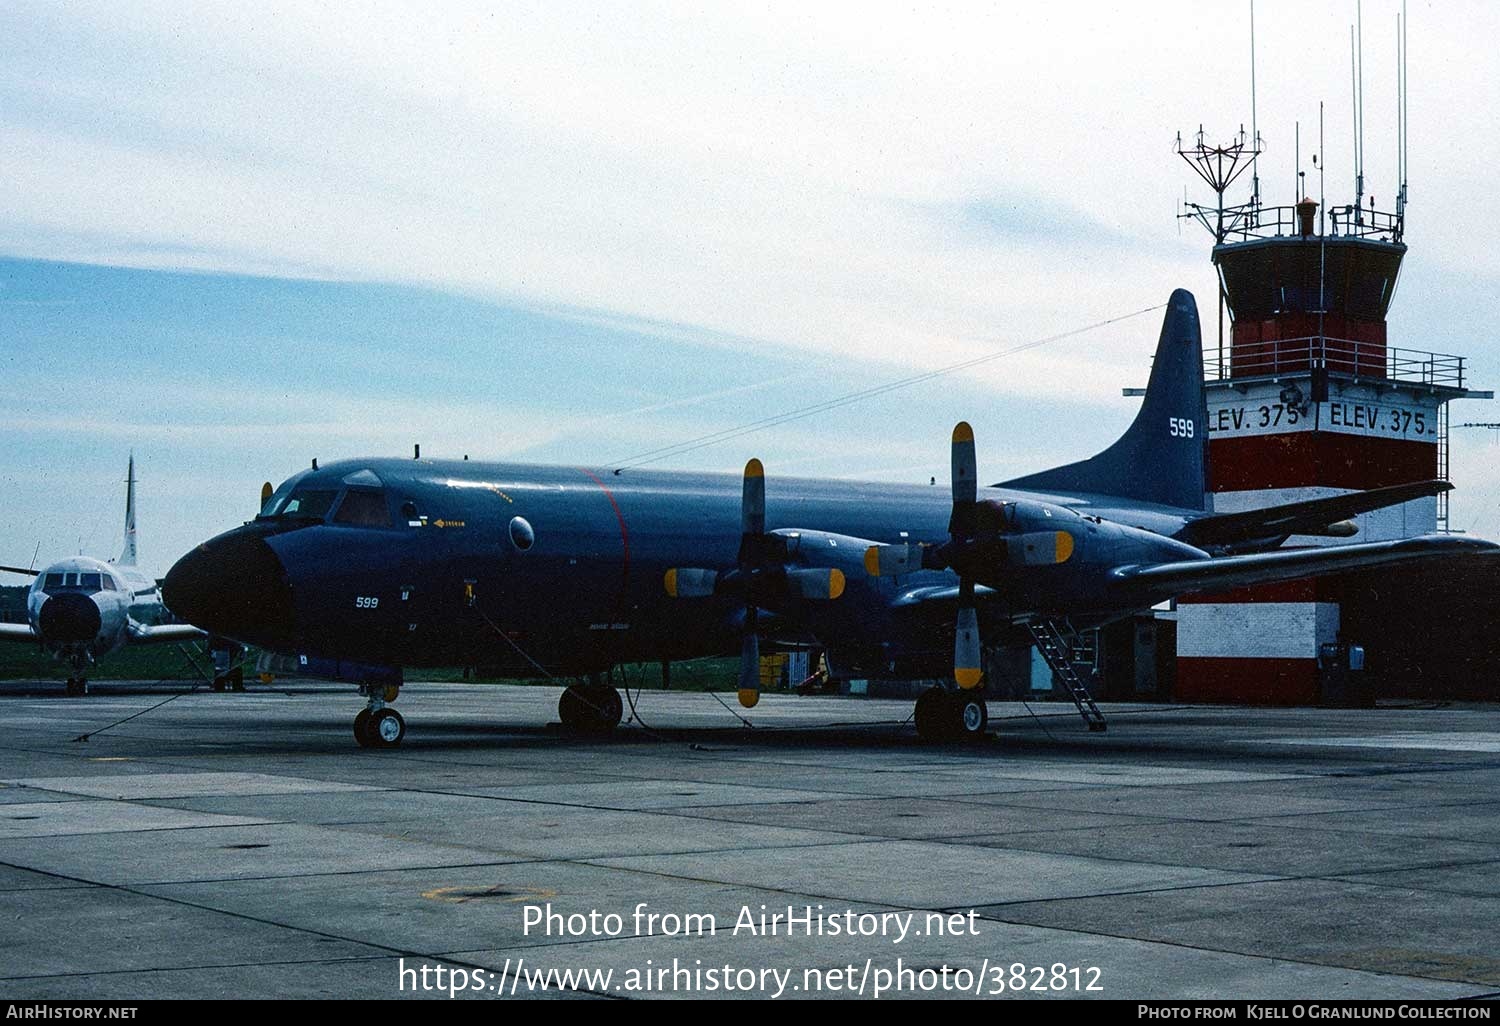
top-left (1111, 533), bottom-right (1497, 603)
top-left (0, 623), bottom-right (38, 642)
top-left (889, 583), bottom-right (999, 609)
top-left (127, 622), bottom-right (208, 644)
top-left (1176, 480), bottom-right (1451, 551)
top-left (0, 565), bottom-right (39, 578)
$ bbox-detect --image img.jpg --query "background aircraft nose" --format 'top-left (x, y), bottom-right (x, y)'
top-left (37, 593), bottom-right (102, 644)
top-left (163, 529), bottom-right (296, 649)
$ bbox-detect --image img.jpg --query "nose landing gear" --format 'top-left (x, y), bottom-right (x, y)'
top-left (63, 652), bottom-right (91, 697)
top-left (354, 683), bottom-right (405, 749)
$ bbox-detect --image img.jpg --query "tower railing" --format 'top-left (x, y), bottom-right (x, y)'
top-left (1202, 203), bottom-right (1405, 244)
top-left (1205, 335), bottom-right (1465, 389)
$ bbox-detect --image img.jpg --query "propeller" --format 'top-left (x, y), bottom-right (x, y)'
top-left (665, 458), bottom-right (846, 708)
top-left (864, 421), bottom-right (1076, 690)
top-left (949, 422), bottom-right (983, 689)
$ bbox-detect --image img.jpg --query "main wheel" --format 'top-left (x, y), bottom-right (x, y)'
top-left (586, 683), bottom-right (623, 729)
top-left (368, 708), bottom-right (405, 749)
top-left (559, 684), bottom-right (622, 734)
top-left (955, 694), bottom-right (988, 741)
top-left (353, 708), bottom-right (374, 748)
top-left (914, 686), bottom-right (956, 742)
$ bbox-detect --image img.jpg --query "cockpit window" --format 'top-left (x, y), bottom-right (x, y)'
top-left (333, 490), bottom-right (391, 527)
top-left (279, 489), bottom-right (340, 519)
top-left (41, 572), bottom-right (105, 592)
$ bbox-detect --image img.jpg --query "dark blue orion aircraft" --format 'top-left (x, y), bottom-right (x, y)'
top-left (162, 291), bottom-right (1495, 747)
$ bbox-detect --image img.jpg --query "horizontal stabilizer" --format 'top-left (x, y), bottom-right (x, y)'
top-left (1177, 480), bottom-right (1452, 551)
top-left (1111, 533), bottom-right (1498, 602)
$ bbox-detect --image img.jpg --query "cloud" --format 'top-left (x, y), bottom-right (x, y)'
top-left (2, 1), bottom-right (1497, 561)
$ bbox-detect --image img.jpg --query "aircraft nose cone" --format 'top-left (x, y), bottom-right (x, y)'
top-left (37, 593), bottom-right (102, 644)
top-left (164, 528), bottom-right (296, 649)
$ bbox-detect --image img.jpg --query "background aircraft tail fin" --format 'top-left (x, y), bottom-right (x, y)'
top-left (118, 454), bottom-right (137, 567)
top-left (999, 289), bottom-right (1209, 511)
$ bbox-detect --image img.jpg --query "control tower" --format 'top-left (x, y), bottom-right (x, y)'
top-left (1170, 107), bottom-right (1491, 703)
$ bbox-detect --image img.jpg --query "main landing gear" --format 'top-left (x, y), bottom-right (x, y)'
top-left (354, 684), bottom-right (405, 749)
top-left (558, 673), bottom-right (623, 735)
top-left (210, 668), bottom-right (245, 692)
top-left (913, 685), bottom-right (988, 743)
top-left (64, 677), bottom-right (88, 697)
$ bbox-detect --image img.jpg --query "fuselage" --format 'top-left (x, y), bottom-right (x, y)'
top-left (164, 457), bottom-right (1209, 679)
top-left (27, 556), bottom-right (164, 665)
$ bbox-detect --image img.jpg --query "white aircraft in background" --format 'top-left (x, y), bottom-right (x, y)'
top-left (1, 457), bottom-right (204, 694)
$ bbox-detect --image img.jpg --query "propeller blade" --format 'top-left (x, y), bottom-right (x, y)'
top-left (785, 567), bottom-right (846, 600)
top-left (950, 422), bottom-right (977, 537)
top-left (954, 580), bottom-right (983, 689)
top-left (738, 629), bottom-right (761, 708)
top-left (1012, 530), bottom-right (1076, 566)
top-left (742, 458), bottom-right (765, 536)
top-left (863, 543), bottom-right (923, 577)
top-left (663, 567), bottom-right (718, 598)
top-left (260, 481), bottom-right (273, 507)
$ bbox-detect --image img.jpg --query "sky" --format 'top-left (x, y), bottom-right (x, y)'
top-left (2, 0), bottom-right (1498, 577)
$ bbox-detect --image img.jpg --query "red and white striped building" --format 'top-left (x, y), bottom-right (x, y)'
top-left (1174, 202), bottom-right (1488, 704)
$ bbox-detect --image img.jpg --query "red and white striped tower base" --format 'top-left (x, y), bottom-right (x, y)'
top-left (1173, 196), bottom-right (1481, 705)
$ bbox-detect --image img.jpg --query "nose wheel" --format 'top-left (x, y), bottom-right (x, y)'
top-left (64, 678), bottom-right (88, 697)
top-left (355, 707), bottom-right (405, 749)
top-left (354, 683), bottom-right (405, 749)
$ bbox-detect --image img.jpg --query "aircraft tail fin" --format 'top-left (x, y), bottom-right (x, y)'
top-left (999, 289), bottom-right (1209, 511)
top-left (119, 454), bottom-right (137, 567)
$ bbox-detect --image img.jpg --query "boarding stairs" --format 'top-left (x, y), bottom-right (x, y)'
top-left (1026, 619), bottom-right (1108, 732)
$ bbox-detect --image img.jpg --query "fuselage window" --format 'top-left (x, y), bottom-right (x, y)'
top-left (42, 573), bottom-right (63, 590)
top-left (334, 490), bottom-right (391, 527)
top-left (100, 576), bottom-right (117, 591)
top-left (79, 573), bottom-right (102, 591)
top-left (509, 516), bottom-right (535, 551)
top-left (64, 573), bottom-right (79, 587)
top-left (281, 490), bottom-right (340, 519)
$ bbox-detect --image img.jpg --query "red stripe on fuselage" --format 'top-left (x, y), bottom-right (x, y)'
top-left (577, 468), bottom-right (631, 589)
